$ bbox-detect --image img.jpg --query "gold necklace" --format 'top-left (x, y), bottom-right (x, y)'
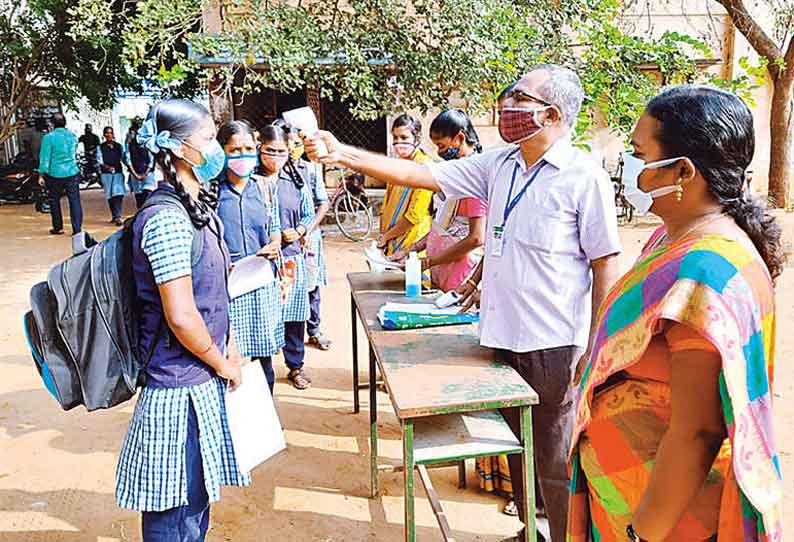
top-left (663, 212), bottom-right (727, 246)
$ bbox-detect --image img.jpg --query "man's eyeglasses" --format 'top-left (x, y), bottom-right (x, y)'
top-left (504, 88), bottom-right (551, 106)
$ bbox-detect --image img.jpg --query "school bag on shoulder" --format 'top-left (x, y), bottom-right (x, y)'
top-left (23, 190), bottom-right (204, 411)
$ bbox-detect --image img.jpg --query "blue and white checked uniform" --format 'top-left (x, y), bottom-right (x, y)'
top-left (116, 209), bottom-right (249, 512)
top-left (307, 166), bottom-right (329, 288)
top-left (116, 378), bottom-right (250, 511)
top-left (228, 184), bottom-right (285, 358)
top-left (276, 182), bottom-right (314, 323)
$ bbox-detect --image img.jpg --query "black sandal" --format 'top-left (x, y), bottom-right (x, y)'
top-left (287, 369), bottom-right (311, 390)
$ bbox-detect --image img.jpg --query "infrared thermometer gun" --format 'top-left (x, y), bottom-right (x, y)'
top-left (282, 107), bottom-right (328, 158)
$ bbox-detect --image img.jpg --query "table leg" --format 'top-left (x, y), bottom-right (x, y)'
top-left (403, 419), bottom-right (416, 542)
top-left (351, 292), bottom-right (360, 414)
top-left (370, 345), bottom-right (378, 498)
top-left (521, 405), bottom-right (537, 542)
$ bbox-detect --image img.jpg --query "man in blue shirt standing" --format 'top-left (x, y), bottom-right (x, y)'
top-left (38, 113), bottom-right (83, 235)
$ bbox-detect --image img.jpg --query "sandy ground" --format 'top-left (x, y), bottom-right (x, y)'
top-left (0, 189), bottom-right (791, 542)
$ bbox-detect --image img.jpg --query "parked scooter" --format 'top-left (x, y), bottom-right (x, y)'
top-left (0, 152), bottom-right (48, 213)
top-left (78, 152), bottom-right (103, 190)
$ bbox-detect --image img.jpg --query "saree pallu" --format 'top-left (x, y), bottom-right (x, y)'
top-left (380, 150), bottom-right (433, 256)
top-left (569, 229), bottom-right (783, 542)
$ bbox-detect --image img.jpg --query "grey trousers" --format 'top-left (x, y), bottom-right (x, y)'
top-left (498, 345), bottom-right (580, 542)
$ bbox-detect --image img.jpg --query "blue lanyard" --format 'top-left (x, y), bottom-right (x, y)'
top-left (502, 161), bottom-right (546, 226)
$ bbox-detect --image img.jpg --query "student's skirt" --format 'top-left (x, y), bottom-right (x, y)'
top-left (282, 253), bottom-right (310, 323)
top-left (230, 280), bottom-right (285, 358)
top-left (116, 377), bottom-right (250, 512)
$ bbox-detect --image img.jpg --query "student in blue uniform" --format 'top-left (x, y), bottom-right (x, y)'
top-left (285, 130), bottom-right (333, 351)
top-left (115, 99), bottom-right (249, 542)
top-left (215, 119), bottom-right (285, 393)
top-left (126, 118), bottom-right (157, 208)
top-left (97, 126), bottom-right (129, 225)
top-left (260, 123), bottom-right (315, 390)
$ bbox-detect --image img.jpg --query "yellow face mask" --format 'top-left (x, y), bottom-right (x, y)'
top-left (290, 142), bottom-right (305, 161)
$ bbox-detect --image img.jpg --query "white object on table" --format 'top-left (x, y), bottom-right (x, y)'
top-left (434, 290), bottom-right (461, 309)
top-left (225, 362), bottom-right (286, 474)
top-left (227, 255), bottom-right (277, 300)
top-left (364, 241), bottom-right (403, 272)
top-left (282, 107), bottom-right (328, 157)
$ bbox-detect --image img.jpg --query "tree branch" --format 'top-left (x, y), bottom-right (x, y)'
top-left (716, 0), bottom-right (784, 79)
top-left (784, 35), bottom-right (794, 85)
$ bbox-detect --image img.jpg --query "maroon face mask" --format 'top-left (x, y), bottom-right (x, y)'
top-left (498, 106), bottom-right (550, 144)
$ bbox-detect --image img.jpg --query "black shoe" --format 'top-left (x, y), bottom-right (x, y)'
top-left (113, 218), bottom-right (123, 226)
top-left (49, 228), bottom-right (64, 235)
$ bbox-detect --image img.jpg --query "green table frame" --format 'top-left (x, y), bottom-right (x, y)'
top-left (348, 271), bottom-right (540, 542)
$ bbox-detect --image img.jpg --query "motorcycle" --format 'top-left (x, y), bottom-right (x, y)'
top-left (78, 152), bottom-right (103, 190)
top-left (0, 152), bottom-right (49, 213)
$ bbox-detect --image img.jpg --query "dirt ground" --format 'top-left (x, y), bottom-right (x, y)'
top-left (0, 189), bottom-right (791, 542)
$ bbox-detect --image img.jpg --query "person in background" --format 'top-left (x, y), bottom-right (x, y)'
top-left (97, 126), bottom-right (128, 225)
top-left (38, 113), bottom-right (82, 235)
top-left (284, 127), bottom-right (333, 351)
top-left (126, 118), bottom-right (157, 208)
top-left (79, 123), bottom-right (100, 157)
top-left (569, 86), bottom-right (784, 542)
top-left (304, 64), bottom-right (622, 542)
top-left (393, 109), bottom-right (487, 293)
top-left (29, 118), bottom-right (48, 169)
top-left (261, 124), bottom-right (315, 390)
top-left (116, 98), bottom-right (248, 542)
top-left (215, 120), bottom-right (285, 393)
top-left (378, 114), bottom-right (434, 256)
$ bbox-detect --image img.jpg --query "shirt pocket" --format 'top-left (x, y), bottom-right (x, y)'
top-left (512, 208), bottom-right (567, 254)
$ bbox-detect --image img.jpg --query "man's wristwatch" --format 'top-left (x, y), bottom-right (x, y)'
top-left (626, 524), bottom-right (645, 542)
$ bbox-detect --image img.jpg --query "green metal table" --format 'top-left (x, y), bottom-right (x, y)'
top-left (348, 271), bottom-right (540, 542)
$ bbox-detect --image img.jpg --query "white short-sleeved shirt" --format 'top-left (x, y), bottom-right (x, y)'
top-left (428, 137), bottom-right (621, 353)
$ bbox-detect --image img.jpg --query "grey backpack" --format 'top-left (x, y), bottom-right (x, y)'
top-left (23, 191), bottom-right (203, 411)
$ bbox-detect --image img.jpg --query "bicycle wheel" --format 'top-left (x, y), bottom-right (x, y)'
top-left (334, 193), bottom-right (373, 241)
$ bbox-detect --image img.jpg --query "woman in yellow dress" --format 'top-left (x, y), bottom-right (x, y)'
top-left (378, 114), bottom-right (433, 256)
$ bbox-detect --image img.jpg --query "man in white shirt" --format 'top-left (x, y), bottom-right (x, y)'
top-left (305, 65), bottom-right (621, 542)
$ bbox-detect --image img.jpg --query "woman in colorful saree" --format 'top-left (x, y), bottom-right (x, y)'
top-left (568, 85), bottom-right (785, 542)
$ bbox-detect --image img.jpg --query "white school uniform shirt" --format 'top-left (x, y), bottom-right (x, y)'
top-left (428, 137), bottom-right (621, 353)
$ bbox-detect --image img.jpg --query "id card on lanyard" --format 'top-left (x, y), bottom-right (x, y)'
top-left (491, 161), bottom-right (546, 258)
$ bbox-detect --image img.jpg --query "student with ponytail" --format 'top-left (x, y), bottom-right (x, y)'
top-left (115, 99), bottom-right (249, 542)
top-left (260, 123), bottom-right (315, 390)
top-left (215, 120), bottom-right (284, 393)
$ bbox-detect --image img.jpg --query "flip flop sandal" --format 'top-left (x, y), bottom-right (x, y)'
top-left (287, 369), bottom-right (311, 390)
top-left (307, 334), bottom-right (332, 351)
top-left (503, 500), bottom-right (519, 517)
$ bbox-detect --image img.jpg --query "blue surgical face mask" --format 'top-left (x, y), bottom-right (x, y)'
top-left (183, 139), bottom-right (227, 183)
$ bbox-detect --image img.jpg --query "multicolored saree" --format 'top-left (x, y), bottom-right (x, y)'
top-left (568, 227), bottom-right (783, 542)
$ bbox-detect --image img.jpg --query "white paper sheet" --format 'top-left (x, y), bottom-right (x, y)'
top-left (364, 241), bottom-right (403, 272)
top-left (227, 255), bottom-right (277, 300)
top-left (225, 362), bottom-right (286, 474)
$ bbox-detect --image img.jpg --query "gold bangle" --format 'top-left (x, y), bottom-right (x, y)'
top-left (466, 278), bottom-right (478, 288)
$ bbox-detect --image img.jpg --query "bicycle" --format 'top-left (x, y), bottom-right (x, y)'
top-left (77, 152), bottom-right (103, 190)
top-left (610, 156), bottom-right (634, 224)
top-left (326, 167), bottom-right (374, 241)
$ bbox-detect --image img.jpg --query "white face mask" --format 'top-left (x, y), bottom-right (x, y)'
top-left (621, 153), bottom-right (687, 215)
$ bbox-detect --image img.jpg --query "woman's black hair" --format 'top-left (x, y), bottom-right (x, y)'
top-left (392, 113), bottom-right (422, 140)
top-left (258, 122), bottom-right (305, 188)
top-left (217, 119), bottom-right (256, 146)
top-left (429, 109), bottom-right (483, 153)
top-left (146, 99), bottom-right (215, 227)
top-left (103, 126), bottom-right (114, 135)
top-left (646, 85), bottom-right (784, 281)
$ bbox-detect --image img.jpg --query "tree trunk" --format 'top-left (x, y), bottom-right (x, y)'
top-left (767, 77), bottom-right (793, 208)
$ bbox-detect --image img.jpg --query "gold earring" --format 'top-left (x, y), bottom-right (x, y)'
top-left (675, 184), bottom-right (684, 202)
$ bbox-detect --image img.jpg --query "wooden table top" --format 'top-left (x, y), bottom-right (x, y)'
top-left (348, 271), bottom-right (538, 419)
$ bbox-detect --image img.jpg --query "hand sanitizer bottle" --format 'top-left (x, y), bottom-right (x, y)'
top-left (405, 252), bottom-right (421, 297)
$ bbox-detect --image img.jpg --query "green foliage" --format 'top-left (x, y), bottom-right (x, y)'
top-left (0, 0), bottom-right (135, 113)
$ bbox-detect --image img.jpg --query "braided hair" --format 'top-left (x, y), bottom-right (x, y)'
top-left (646, 85), bottom-right (785, 281)
top-left (145, 99), bottom-right (216, 227)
